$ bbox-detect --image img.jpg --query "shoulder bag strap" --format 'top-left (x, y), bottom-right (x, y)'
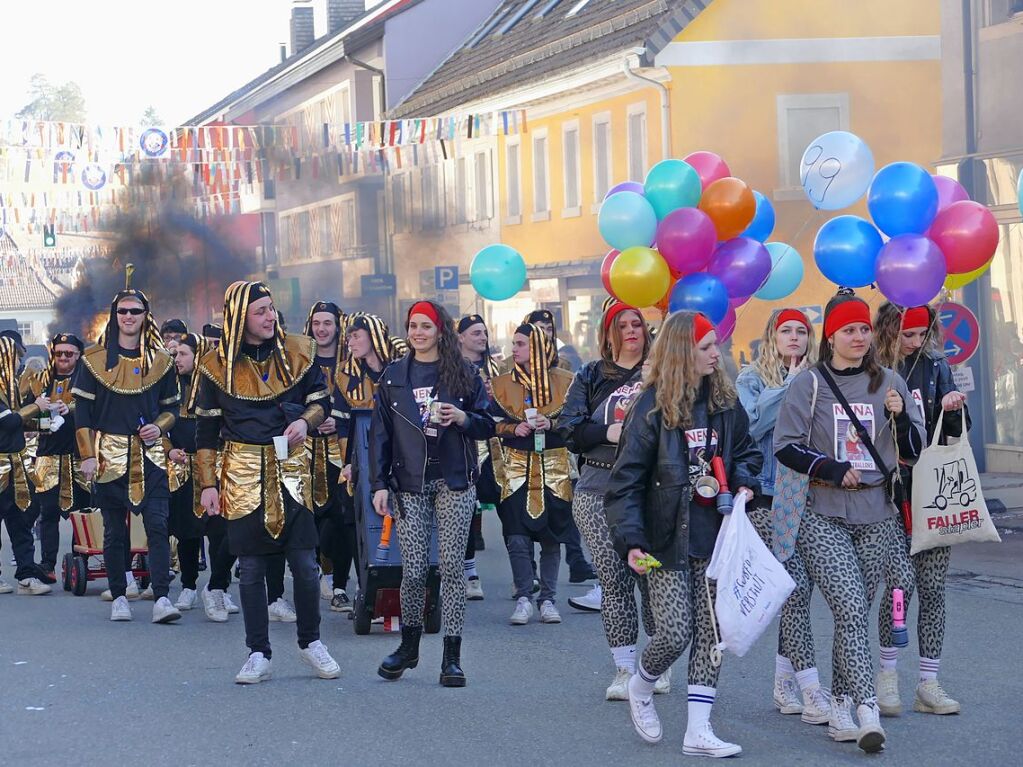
top-left (816, 364), bottom-right (891, 478)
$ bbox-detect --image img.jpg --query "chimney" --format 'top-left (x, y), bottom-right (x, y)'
top-left (279, 42), bottom-right (288, 62)
top-left (328, 0), bottom-right (365, 35)
top-left (290, 0), bottom-right (315, 56)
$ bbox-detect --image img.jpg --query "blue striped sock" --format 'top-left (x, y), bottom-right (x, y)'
top-left (464, 558), bottom-right (478, 579)
top-left (687, 685), bottom-right (716, 731)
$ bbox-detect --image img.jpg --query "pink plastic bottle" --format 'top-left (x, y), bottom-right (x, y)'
top-left (892, 588), bottom-right (908, 647)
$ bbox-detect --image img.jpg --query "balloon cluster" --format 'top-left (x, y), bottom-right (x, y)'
top-left (807, 131), bottom-right (999, 306)
top-left (599, 152), bottom-right (803, 342)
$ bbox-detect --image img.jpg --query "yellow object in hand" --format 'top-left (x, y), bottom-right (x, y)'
top-left (635, 554), bottom-right (662, 570)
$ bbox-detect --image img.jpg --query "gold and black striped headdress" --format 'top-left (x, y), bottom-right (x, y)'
top-left (219, 281), bottom-right (293, 395)
top-left (103, 263), bottom-right (164, 373)
top-left (0, 336), bottom-right (21, 409)
top-left (178, 333), bottom-right (210, 412)
top-left (341, 313), bottom-right (400, 401)
top-left (511, 323), bottom-right (557, 408)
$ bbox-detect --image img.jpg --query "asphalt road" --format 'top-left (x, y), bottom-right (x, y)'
top-left (1, 519), bottom-right (1020, 766)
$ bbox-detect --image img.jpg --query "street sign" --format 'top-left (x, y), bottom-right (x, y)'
top-left (796, 305), bottom-right (823, 324)
top-left (938, 301), bottom-right (980, 365)
top-left (435, 266), bottom-right (459, 291)
top-left (361, 274), bottom-right (396, 296)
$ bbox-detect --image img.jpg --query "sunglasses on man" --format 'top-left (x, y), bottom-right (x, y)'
top-left (53, 350), bottom-right (79, 358)
top-left (116, 307), bottom-right (146, 316)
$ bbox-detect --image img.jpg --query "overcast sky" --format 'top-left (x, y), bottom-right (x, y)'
top-left (3, 0), bottom-right (384, 126)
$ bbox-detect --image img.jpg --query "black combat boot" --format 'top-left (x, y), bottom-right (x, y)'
top-left (378, 625), bottom-right (422, 680)
top-left (439, 635), bottom-right (466, 687)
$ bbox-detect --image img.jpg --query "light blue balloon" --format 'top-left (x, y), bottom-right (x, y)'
top-left (755, 242), bottom-right (804, 301)
top-left (813, 215), bottom-right (883, 288)
top-left (800, 131), bottom-right (875, 211)
top-left (470, 244), bottom-right (527, 301)
top-left (741, 191), bottom-right (776, 242)
top-left (598, 191), bottom-right (658, 251)
top-left (867, 162), bottom-right (939, 237)
top-left (643, 159), bottom-right (702, 219)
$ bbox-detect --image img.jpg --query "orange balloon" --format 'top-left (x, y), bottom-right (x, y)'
top-left (698, 177), bottom-right (756, 241)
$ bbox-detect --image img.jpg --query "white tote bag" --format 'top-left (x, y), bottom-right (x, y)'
top-left (910, 411), bottom-right (1001, 555)
top-left (705, 494), bottom-right (795, 658)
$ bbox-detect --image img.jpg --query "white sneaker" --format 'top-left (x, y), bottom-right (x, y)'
top-left (773, 672), bottom-right (802, 714)
top-left (627, 675), bottom-right (662, 743)
top-left (856, 701), bottom-right (886, 753)
top-left (828, 695), bottom-right (858, 742)
top-left (653, 665), bottom-right (671, 695)
top-left (268, 598), bottom-right (297, 623)
top-left (223, 591), bottom-right (240, 614)
top-left (606, 668), bottom-right (632, 701)
top-left (319, 574), bottom-right (333, 600)
top-left (141, 585), bottom-right (155, 601)
top-left (801, 685), bottom-right (832, 725)
top-left (466, 577), bottom-right (484, 601)
top-left (683, 722), bottom-right (743, 758)
top-left (153, 596), bottom-right (182, 624)
top-left (913, 679), bottom-right (960, 715)
top-left (568, 584), bottom-right (602, 612)
top-left (174, 588), bottom-right (197, 610)
top-left (539, 600), bottom-right (562, 624)
top-left (876, 669), bottom-right (901, 716)
top-left (235, 652), bottom-right (272, 684)
top-left (299, 640), bottom-right (341, 679)
top-left (17, 578), bottom-right (52, 596)
top-left (509, 597), bottom-right (533, 625)
top-left (110, 595), bottom-right (133, 621)
top-left (102, 581), bottom-right (140, 602)
top-left (204, 588), bottom-right (229, 623)
top-left (0, 579), bottom-right (13, 594)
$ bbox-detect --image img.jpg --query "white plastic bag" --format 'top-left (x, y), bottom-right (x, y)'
top-left (705, 494), bottom-right (795, 658)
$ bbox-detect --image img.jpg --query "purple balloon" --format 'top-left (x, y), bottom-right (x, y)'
top-left (604, 181), bottom-right (645, 201)
top-left (875, 235), bottom-right (947, 307)
top-left (932, 175), bottom-right (969, 214)
top-left (708, 237), bottom-right (772, 298)
top-left (656, 208), bottom-right (717, 273)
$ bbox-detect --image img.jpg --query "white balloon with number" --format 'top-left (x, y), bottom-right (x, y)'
top-left (800, 131), bottom-right (875, 211)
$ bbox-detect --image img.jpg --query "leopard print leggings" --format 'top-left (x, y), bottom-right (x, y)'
top-left (394, 479), bottom-right (476, 637)
top-left (572, 491), bottom-right (654, 648)
top-left (640, 558), bottom-right (719, 687)
top-left (797, 509), bottom-right (903, 704)
top-left (879, 532), bottom-right (948, 659)
top-left (749, 501), bottom-right (817, 672)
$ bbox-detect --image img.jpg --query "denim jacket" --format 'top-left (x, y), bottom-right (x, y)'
top-left (735, 365), bottom-right (791, 497)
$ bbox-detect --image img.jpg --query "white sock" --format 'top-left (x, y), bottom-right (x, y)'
top-left (686, 685), bottom-right (716, 733)
top-left (125, 571), bottom-right (136, 586)
top-left (879, 646), bottom-right (899, 672)
top-left (919, 657), bottom-right (940, 681)
top-left (323, 573), bottom-right (333, 587)
top-left (795, 667), bottom-right (820, 691)
top-left (464, 558), bottom-right (478, 579)
top-left (630, 662), bottom-right (657, 700)
top-left (611, 645), bottom-right (637, 673)
top-left (775, 654), bottom-right (795, 678)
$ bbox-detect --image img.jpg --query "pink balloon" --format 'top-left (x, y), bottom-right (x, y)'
top-left (656, 208), bottom-right (717, 273)
top-left (684, 151), bottom-right (731, 191)
top-left (929, 200), bottom-right (999, 274)
top-left (601, 250), bottom-right (619, 296)
top-left (932, 175), bottom-right (969, 214)
top-left (716, 303), bottom-right (737, 343)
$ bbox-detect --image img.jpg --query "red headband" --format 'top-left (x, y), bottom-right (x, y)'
top-left (901, 306), bottom-right (930, 331)
top-left (408, 301), bottom-right (440, 326)
top-left (693, 313), bottom-right (715, 343)
top-left (775, 309), bottom-right (810, 331)
top-left (823, 300), bottom-right (871, 340)
top-left (603, 302), bottom-right (640, 332)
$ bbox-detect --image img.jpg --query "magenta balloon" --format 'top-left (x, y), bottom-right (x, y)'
top-left (655, 208), bottom-right (717, 272)
top-left (708, 237), bottom-right (772, 298)
top-left (730, 295), bottom-right (751, 308)
top-left (875, 234), bottom-right (947, 306)
top-left (932, 175), bottom-right (969, 213)
top-left (683, 151), bottom-right (731, 191)
top-left (717, 302), bottom-right (737, 343)
top-left (604, 181), bottom-right (645, 200)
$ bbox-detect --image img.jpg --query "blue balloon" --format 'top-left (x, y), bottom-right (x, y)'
top-left (741, 191), bottom-right (776, 242)
top-left (668, 273), bottom-right (729, 325)
top-left (598, 191), bottom-right (658, 251)
top-left (867, 162), bottom-right (939, 237)
top-left (470, 244), bottom-right (527, 301)
top-left (813, 215), bottom-right (884, 288)
top-left (644, 159), bottom-right (702, 219)
top-left (755, 242), bottom-right (804, 301)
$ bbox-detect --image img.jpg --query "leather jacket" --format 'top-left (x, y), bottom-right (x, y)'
top-left (369, 355), bottom-right (494, 494)
top-left (604, 386), bottom-right (762, 568)
top-left (901, 352), bottom-right (970, 443)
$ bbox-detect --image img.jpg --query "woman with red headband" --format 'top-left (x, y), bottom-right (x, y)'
top-left (370, 300), bottom-right (494, 688)
top-left (556, 300), bottom-right (658, 701)
top-left (773, 290), bottom-right (925, 753)
top-left (737, 309), bottom-right (830, 725)
top-left (606, 311), bottom-right (761, 758)
top-left (872, 302), bottom-right (968, 717)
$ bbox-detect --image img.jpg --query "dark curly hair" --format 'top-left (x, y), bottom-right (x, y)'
top-left (407, 301), bottom-right (475, 397)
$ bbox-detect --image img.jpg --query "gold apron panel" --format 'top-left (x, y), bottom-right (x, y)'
top-left (221, 441), bottom-right (312, 539)
top-left (0, 452), bottom-right (32, 511)
top-left (497, 447), bottom-right (573, 520)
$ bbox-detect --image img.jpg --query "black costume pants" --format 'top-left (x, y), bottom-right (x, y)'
top-left (101, 496), bottom-right (171, 600)
top-left (0, 486), bottom-right (38, 581)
